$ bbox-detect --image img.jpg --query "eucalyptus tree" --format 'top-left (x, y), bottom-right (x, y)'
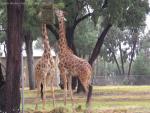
top-left (23, 0), bottom-right (42, 90)
top-left (5, 0), bottom-right (25, 112)
top-left (89, 0), bottom-right (149, 65)
top-left (132, 31), bottom-right (150, 75)
top-left (103, 26), bottom-right (139, 76)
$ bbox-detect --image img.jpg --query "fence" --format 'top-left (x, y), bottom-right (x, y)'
top-left (92, 75), bottom-right (150, 85)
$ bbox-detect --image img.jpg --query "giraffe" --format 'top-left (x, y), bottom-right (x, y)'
top-left (55, 9), bottom-right (92, 110)
top-left (34, 24), bottom-right (56, 110)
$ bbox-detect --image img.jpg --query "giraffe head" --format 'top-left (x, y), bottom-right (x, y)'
top-left (55, 9), bottom-right (67, 22)
top-left (55, 9), bottom-right (64, 17)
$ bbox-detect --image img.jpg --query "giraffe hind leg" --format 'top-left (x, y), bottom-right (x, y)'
top-left (68, 75), bottom-right (76, 112)
top-left (35, 80), bottom-right (41, 110)
top-left (42, 77), bottom-right (47, 110)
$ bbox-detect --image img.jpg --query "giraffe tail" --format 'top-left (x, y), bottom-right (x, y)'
top-left (41, 83), bottom-right (43, 100)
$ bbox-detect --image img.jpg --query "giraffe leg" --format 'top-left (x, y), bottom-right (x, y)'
top-left (42, 77), bottom-right (47, 110)
top-left (35, 81), bottom-right (41, 110)
top-left (63, 75), bottom-right (67, 106)
top-left (68, 75), bottom-right (76, 113)
top-left (60, 67), bottom-right (67, 105)
top-left (81, 80), bottom-right (92, 113)
top-left (68, 75), bottom-right (74, 105)
top-left (50, 77), bottom-right (55, 107)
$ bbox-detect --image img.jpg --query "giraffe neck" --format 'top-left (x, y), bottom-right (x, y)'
top-left (42, 24), bottom-right (52, 58)
top-left (58, 17), bottom-right (70, 52)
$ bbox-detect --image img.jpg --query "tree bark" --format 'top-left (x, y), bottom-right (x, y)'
top-left (24, 31), bottom-right (35, 90)
top-left (5, 0), bottom-right (24, 112)
top-left (0, 63), bottom-right (5, 111)
top-left (89, 24), bottom-right (112, 65)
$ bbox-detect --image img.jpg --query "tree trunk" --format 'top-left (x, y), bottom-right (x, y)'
top-left (128, 33), bottom-right (138, 77)
top-left (119, 43), bottom-right (125, 75)
top-left (89, 24), bottom-right (112, 65)
top-left (0, 63), bottom-right (5, 111)
top-left (108, 48), bottom-right (122, 74)
top-left (5, 0), bottom-right (24, 112)
top-left (24, 30), bottom-right (35, 90)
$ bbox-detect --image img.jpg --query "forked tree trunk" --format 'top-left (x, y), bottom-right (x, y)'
top-left (5, 0), bottom-right (24, 112)
top-left (89, 24), bottom-right (112, 65)
top-left (128, 32), bottom-right (138, 77)
top-left (24, 30), bottom-right (35, 90)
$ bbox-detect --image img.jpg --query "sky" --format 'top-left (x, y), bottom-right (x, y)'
top-left (145, 15), bottom-right (150, 33)
top-left (145, 0), bottom-right (150, 33)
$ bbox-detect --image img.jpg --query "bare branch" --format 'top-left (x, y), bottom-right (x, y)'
top-left (74, 13), bottom-right (92, 28)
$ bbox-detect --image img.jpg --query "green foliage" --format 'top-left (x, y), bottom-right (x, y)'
top-left (103, 26), bottom-right (129, 63)
top-left (74, 18), bottom-right (98, 56)
top-left (63, 0), bottom-right (78, 25)
top-left (24, 0), bottom-right (42, 39)
top-left (132, 53), bottom-right (150, 75)
top-left (0, 0), bottom-right (6, 24)
top-left (87, 0), bottom-right (150, 29)
top-left (0, 31), bottom-right (5, 43)
top-left (121, 0), bottom-right (149, 29)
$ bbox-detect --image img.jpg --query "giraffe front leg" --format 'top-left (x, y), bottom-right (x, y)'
top-left (68, 75), bottom-right (74, 105)
top-left (50, 77), bottom-right (55, 107)
top-left (35, 80), bottom-right (40, 110)
top-left (68, 75), bottom-right (76, 112)
top-left (63, 75), bottom-right (67, 106)
top-left (42, 77), bottom-right (47, 110)
top-left (60, 67), bottom-right (67, 106)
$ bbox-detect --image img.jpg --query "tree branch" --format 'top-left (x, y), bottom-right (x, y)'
top-left (102, 0), bottom-right (108, 8)
top-left (74, 13), bottom-right (92, 28)
top-left (46, 24), bottom-right (59, 40)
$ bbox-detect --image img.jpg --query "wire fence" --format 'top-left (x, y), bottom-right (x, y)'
top-left (92, 75), bottom-right (150, 85)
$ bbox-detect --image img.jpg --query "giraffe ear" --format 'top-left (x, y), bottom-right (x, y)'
top-left (64, 17), bottom-right (67, 21)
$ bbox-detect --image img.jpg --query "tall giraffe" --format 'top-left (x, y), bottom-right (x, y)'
top-left (34, 24), bottom-right (56, 110)
top-left (55, 9), bottom-right (92, 109)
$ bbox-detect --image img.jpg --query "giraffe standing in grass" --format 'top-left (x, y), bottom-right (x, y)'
top-left (34, 24), bottom-right (56, 110)
top-left (55, 9), bottom-right (92, 110)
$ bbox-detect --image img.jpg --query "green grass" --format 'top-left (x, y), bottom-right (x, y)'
top-left (22, 86), bottom-right (150, 113)
top-left (94, 85), bottom-right (150, 93)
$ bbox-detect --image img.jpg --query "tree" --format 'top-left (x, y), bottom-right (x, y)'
top-left (24, 30), bottom-right (35, 90)
top-left (5, 0), bottom-right (24, 112)
top-left (23, 0), bottom-right (42, 90)
top-left (132, 53), bottom-right (150, 75)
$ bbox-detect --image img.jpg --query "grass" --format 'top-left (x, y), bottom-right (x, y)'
top-left (22, 86), bottom-right (150, 113)
top-left (94, 85), bottom-right (150, 93)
